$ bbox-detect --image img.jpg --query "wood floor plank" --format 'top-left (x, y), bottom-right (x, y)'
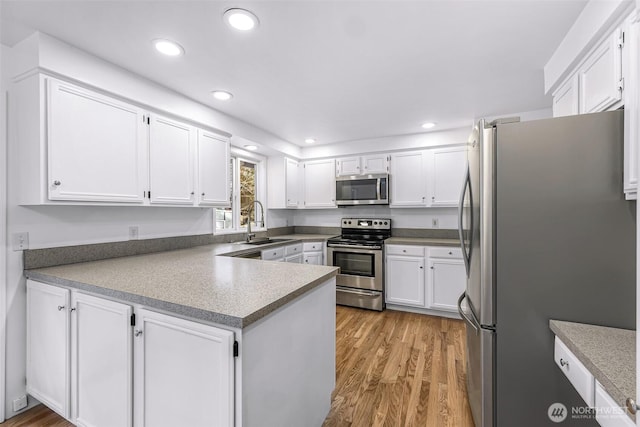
top-left (9, 306), bottom-right (474, 427)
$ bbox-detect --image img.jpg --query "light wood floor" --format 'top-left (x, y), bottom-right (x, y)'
top-left (323, 306), bottom-right (474, 427)
top-left (3, 306), bottom-right (473, 427)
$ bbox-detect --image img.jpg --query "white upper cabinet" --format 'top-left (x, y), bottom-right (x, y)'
top-left (335, 154), bottom-right (388, 176)
top-left (149, 114), bottom-right (195, 205)
top-left (12, 74), bottom-right (231, 207)
top-left (389, 151), bottom-right (427, 207)
top-left (552, 75), bottom-right (579, 118)
top-left (362, 154), bottom-right (389, 174)
top-left (47, 78), bottom-right (147, 203)
top-left (427, 146), bottom-right (466, 207)
top-left (267, 157), bottom-right (300, 209)
top-left (335, 157), bottom-right (361, 176)
top-left (579, 28), bottom-right (623, 114)
top-left (197, 130), bottom-right (230, 207)
top-left (303, 159), bottom-right (336, 208)
top-left (286, 158), bottom-right (300, 208)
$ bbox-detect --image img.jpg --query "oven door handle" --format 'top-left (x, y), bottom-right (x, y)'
top-left (327, 244), bottom-right (381, 253)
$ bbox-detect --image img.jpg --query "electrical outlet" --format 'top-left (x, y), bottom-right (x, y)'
top-left (431, 218), bottom-right (439, 228)
top-left (13, 395), bottom-right (27, 412)
top-left (128, 226), bottom-right (139, 240)
top-left (12, 232), bottom-right (29, 251)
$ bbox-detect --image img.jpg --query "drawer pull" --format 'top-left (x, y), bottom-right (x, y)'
top-left (448, 251), bottom-right (453, 255)
top-left (626, 398), bottom-right (639, 414)
top-left (560, 358), bottom-right (569, 368)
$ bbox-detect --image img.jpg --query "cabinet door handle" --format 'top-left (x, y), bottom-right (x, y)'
top-left (202, 193), bottom-right (205, 196)
top-left (191, 192), bottom-right (195, 195)
top-left (53, 180), bottom-right (61, 186)
top-left (69, 307), bottom-right (76, 312)
top-left (448, 251), bottom-right (453, 255)
top-left (419, 266), bottom-right (423, 269)
top-left (134, 329), bottom-right (143, 337)
top-left (57, 305), bottom-right (65, 311)
top-left (430, 266), bottom-right (434, 269)
top-left (559, 358), bottom-right (569, 368)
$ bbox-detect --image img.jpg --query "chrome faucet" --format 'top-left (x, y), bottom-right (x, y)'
top-left (246, 200), bottom-right (265, 242)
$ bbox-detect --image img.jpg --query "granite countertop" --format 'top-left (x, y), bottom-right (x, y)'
top-left (386, 237), bottom-right (460, 247)
top-left (26, 243), bottom-right (339, 329)
top-left (550, 320), bottom-right (635, 417)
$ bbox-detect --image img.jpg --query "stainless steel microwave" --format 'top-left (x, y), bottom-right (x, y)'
top-left (335, 174), bottom-right (389, 206)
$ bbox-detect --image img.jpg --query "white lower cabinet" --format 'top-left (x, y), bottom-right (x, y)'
top-left (133, 309), bottom-right (234, 427)
top-left (554, 337), bottom-right (595, 407)
top-left (303, 241), bottom-right (324, 265)
top-left (27, 280), bottom-right (133, 426)
top-left (427, 248), bottom-right (466, 312)
top-left (595, 381), bottom-right (635, 427)
top-left (386, 244), bottom-right (465, 316)
top-left (71, 292), bottom-right (133, 427)
top-left (386, 254), bottom-right (426, 307)
top-left (26, 280), bottom-right (70, 419)
top-left (27, 280), bottom-right (234, 427)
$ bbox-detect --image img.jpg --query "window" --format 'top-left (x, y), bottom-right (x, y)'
top-left (215, 157), bottom-right (264, 232)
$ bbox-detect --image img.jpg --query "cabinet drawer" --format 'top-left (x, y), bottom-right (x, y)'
top-left (303, 242), bottom-right (324, 252)
top-left (285, 243), bottom-right (303, 256)
top-left (595, 381), bottom-right (635, 427)
top-left (428, 247), bottom-right (462, 259)
top-left (261, 247), bottom-right (285, 260)
top-left (554, 337), bottom-right (594, 407)
top-left (386, 245), bottom-right (424, 257)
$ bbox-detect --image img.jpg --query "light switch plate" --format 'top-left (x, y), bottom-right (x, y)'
top-left (12, 232), bottom-right (29, 251)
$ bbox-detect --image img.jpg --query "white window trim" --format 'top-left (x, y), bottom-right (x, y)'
top-left (214, 153), bottom-right (267, 234)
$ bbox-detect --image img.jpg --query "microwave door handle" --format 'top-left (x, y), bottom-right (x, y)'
top-left (376, 179), bottom-right (381, 201)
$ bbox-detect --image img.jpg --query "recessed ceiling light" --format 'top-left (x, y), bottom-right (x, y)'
top-left (244, 145), bottom-right (258, 151)
top-left (153, 39), bottom-right (184, 56)
top-left (211, 90), bottom-right (233, 101)
top-left (421, 122), bottom-right (436, 129)
top-left (305, 138), bottom-right (316, 144)
top-left (224, 8), bottom-right (259, 31)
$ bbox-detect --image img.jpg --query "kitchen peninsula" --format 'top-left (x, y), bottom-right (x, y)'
top-left (24, 242), bottom-right (339, 427)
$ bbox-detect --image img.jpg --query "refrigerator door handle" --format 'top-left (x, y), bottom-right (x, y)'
top-left (458, 164), bottom-right (472, 276)
top-left (457, 293), bottom-right (480, 334)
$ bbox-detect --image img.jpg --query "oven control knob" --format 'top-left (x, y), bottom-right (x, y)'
top-left (384, 221), bottom-right (388, 225)
top-left (348, 221), bottom-right (352, 224)
top-left (373, 221), bottom-right (378, 225)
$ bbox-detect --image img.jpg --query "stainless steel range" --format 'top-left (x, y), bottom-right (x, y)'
top-left (327, 218), bottom-right (391, 311)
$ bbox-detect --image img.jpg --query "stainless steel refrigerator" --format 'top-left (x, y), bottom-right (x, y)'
top-left (457, 110), bottom-right (636, 427)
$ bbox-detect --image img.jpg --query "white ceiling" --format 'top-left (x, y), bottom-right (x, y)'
top-left (1, 0), bottom-right (587, 147)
